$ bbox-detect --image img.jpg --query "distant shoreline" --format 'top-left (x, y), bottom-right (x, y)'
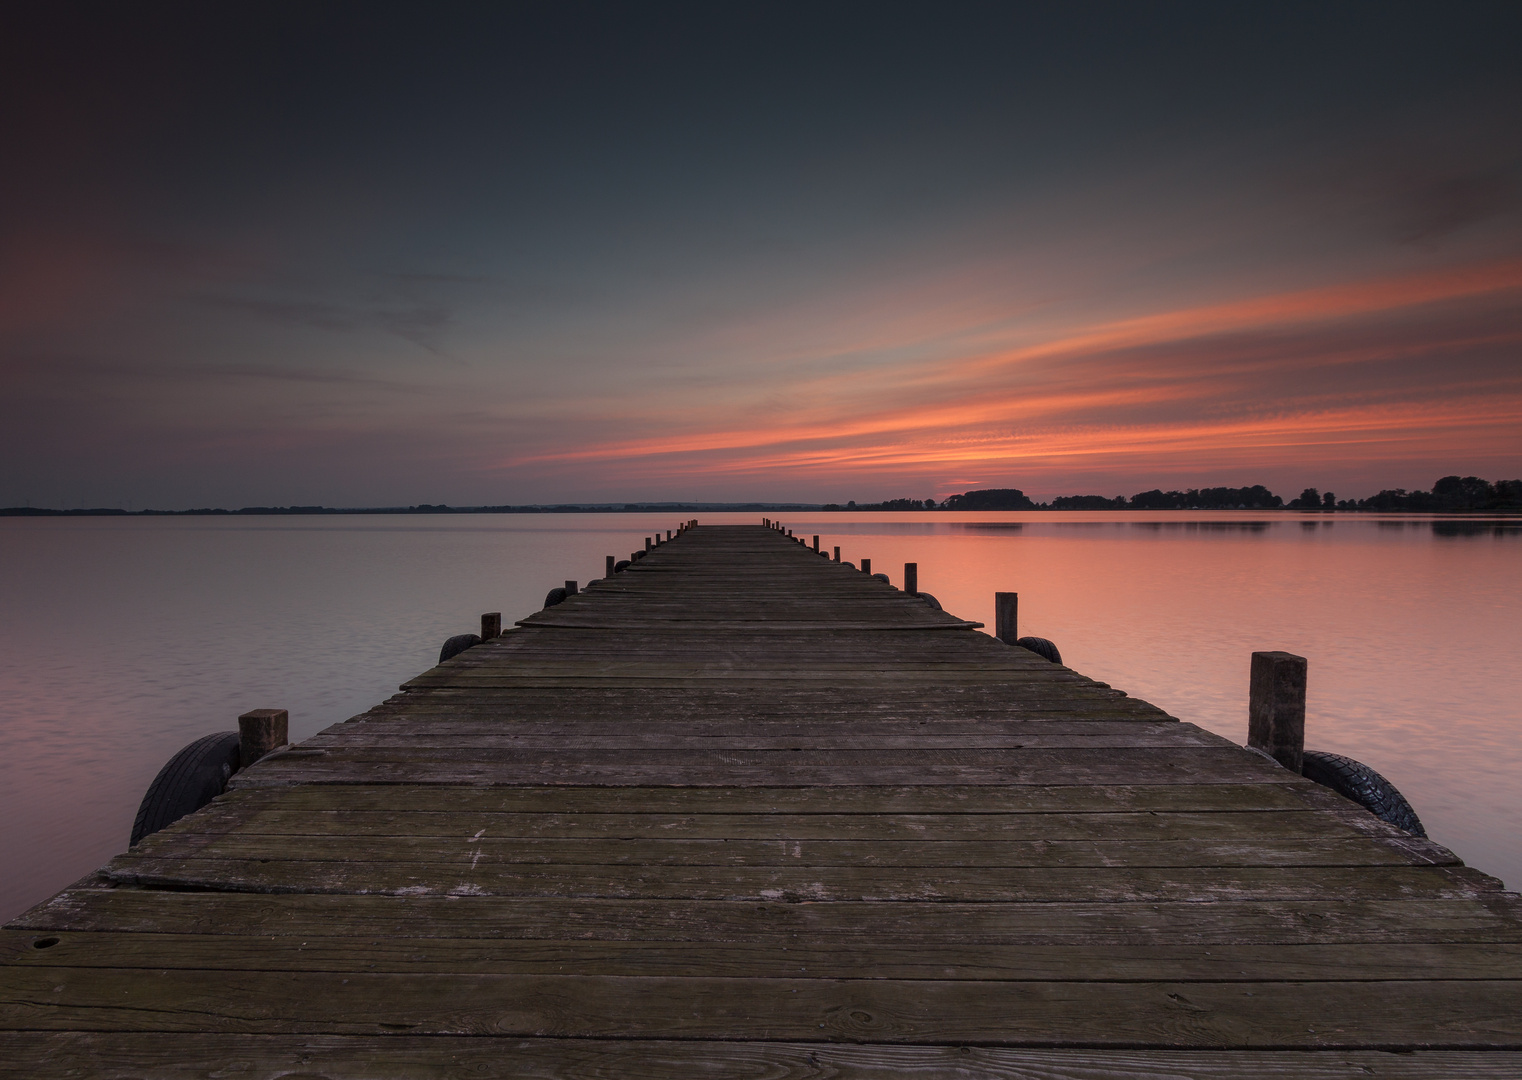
top-left (0, 503), bottom-right (821, 517)
top-left (4, 504), bottom-right (1518, 518)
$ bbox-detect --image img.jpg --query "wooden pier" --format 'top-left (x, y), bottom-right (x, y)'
top-left (4, 523), bottom-right (1521, 1077)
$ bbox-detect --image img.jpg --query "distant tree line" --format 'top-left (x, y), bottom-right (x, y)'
top-left (821, 498), bottom-right (938, 511)
top-left (1347, 476), bottom-right (1522, 512)
top-left (9, 476), bottom-right (1520, 518)
top-left (0, 501), bottom-right (824, 517)
top-left (824, 476), bottom-right (1522, 513)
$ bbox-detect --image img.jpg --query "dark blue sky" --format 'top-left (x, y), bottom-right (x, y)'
top-left (4, 3), bottom-right (1520, 507)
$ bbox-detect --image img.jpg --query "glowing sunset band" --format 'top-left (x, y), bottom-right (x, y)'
top-left (497, 259), bottom-right (1522, 488)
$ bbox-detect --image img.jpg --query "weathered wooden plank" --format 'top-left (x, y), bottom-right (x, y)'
top-left (121, 836), bottom-right (1457, 871)
top-left (9, 929), bottom-right (1521, 981)
top-left (5, 968), bottom-right (1522, 1046)
top-left (7, 1034), bottom-right (1522, 1080)
top-left (302, 729), bottom-right (1221, 749)
top-left (18, 890), bottom-right (1522, 945)
top-left (228, 759), bottom-right (1304, 789)
top-left (518, 618), bottom-right (987, 629)
top-left (237, 745), bottom-right (1283, 769)
top-left (138, 809), bottom-right (1376, 842)
top-left (205, 782), bottom-right (1331, 815)
top-left (98, 858), bottom-right (1489, 901)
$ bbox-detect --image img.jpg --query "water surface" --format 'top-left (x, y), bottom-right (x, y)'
top-left (1, 511), bottom-right (1518, 920)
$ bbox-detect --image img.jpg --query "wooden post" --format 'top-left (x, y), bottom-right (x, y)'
top-left (606, 555), bottom-right (615, 577)
top-left (1248, 651), bottom-right (1307, 773)
top-left (481, 612), bottom-right (502, 640)
top-left (995, 592), bottom-right (1018, 645)
top-left (238, 708), bottom-right (288, 769)
top-left (861, 558), bottom-right (871, 575)
top-left (812, 535), bottom-right (820, 552)
top-left (833, 546), bottom-right (840, 562)
top-left (904, 563), bottom-right (918, 596)
top-left (667, 530), bottom-right (672, 540)
top-left (645, 537), bottom-right (652, 552)
top-left (565, 580), bottom-right (578, 596)
top-left (787, 529), bottom-right (792, 537)
top-left (763, 518), bottom-right (770, 528)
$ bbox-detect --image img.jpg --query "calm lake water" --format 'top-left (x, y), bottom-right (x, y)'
top-left (2, 511), bottom-right (1519, 920)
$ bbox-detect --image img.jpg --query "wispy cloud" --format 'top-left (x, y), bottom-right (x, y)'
top-left (484, 257), bottom-right (1522, 493)
top-left (197, 293), bottom-right (456, 355)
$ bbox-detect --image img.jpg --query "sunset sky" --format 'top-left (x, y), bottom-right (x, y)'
top-left (3, 3), bottom-right (1520, 507)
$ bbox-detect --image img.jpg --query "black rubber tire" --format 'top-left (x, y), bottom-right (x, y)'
top-left (544, 587), bottom-right (568, 609)
top-left (439, 633), bottom-right (481, 663)
top-left (1301, 750), bottom-right (1426, 836)
top-left (918, 592), bottom-right (942, 611)
top-left (1016, 636), bottom-right (1063, 664)
top-left (130, 731), bottom-right (242, 846)
top-left (613, 560), bottom-right (631, 573)
top-left (871, 573), bottom-right (890, 584)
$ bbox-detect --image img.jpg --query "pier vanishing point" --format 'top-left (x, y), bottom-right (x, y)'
top-left (3, 523), bottom-right (1521, 1077)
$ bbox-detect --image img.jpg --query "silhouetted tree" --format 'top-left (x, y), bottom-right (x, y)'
top-left (1050, 494), bottom-right (1128, 509)
top-left (941, 489), bottom-right (1037, 510)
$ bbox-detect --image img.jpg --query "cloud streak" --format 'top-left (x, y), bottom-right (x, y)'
top-left (484, 258), bottom-right (1522, 496)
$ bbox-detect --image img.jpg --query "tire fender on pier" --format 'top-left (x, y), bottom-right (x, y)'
top-left (129, 731), bottom-right (243, 846)
top-left (1301, 749), bottom-right (1427, 837)
top-left (438, 633), bottom-right (482, 663)
top-left (1016, 636), bottom-right (1063, 664)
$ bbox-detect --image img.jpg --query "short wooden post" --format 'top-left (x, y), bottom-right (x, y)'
top-left (667, 530), bottom-right (672, 540)
top-left (565, 580), bottom-right (578, 596)
top-left (1248, 651), bottom-right (1307, 772)
top-left (861, 558), bottom-right (871, 575)
top-left (606, 555), bottom-right (615, 577)
top-left (812, 535), bottom-right (820, 552)
top-left (645, 537), bottom-right (652, 552)
top-left (904, 563), bottom-right (918, 596)
top-left (481, 612), bottom-right (502, 640)
top-left (833, 546), bottom-right (840, 562)
top-left (238, 708), bottom-right (288, 769)
top-left (995, 592), bottom-right (1018, 645)
top-left (787, 529), bottom-right (792, 537)
top-left (763, 518), bottom-right (770, 528)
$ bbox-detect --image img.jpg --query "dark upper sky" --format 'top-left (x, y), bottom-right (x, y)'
top-left (4, 2), bottom-right (1520, 507)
